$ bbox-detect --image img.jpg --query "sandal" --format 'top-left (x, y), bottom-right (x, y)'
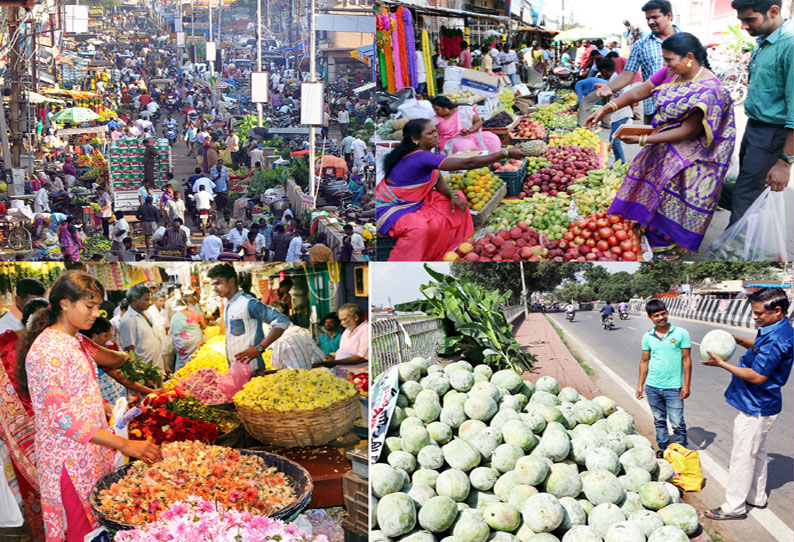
top-left (704, 507), bottom-right (747, 520)
top-left (654, 247), bottom-right (688, 262)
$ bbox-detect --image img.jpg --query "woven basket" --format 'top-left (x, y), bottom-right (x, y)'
top-left (89, 449), bottom-right (313, 531)
top-left (235, 391), bottom-right (360, 447)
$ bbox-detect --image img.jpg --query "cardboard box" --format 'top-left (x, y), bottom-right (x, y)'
top-left (460, 68), bottom-right (504, 97)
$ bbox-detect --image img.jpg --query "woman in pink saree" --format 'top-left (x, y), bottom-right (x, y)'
top-left (588, 33), bottom-right (736, 260)
top-left (431, 96), bottom-right (502, 155)
top-left (376, 118), bottom-right (525, 261)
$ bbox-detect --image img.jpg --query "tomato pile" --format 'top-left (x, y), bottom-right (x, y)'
top-left (559, 211), bottom-right (643, 261)
top-left (493, 159), bottom-right (524, 173)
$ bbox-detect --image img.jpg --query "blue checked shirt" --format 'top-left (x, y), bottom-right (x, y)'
top-left (210, 165), bottom-right (229, 193)
top-left (624, 26), bottom-right (682, 116)
top-left (268, 324), bottom-right (325, 370)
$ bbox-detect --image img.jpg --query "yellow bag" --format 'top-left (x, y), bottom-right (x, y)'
top-left (663, 443), bottom-right (703, 492)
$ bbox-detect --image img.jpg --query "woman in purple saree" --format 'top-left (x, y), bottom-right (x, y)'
top-left (588, 33), bottom-right (736, 260)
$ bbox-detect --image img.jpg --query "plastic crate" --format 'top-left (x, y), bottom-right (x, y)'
top-left (376, 235), bottom-right (396, 261)
top-left (493, 158), bottom-right (527, 198)
top-left (342, 471), bottom-right (368, 534)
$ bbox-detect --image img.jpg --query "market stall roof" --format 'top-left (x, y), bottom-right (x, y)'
top-left (56, 125), bottom-right (109, 136)
top-left (516, 25), bottom-right (558, 34)
top-left (552, 27), bottom-right (609, 43)
top-left (381, 0), bottom-right (510, 22)
top-left (4, 92), bottom-right (66, 104)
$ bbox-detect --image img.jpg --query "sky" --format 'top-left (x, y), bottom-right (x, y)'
top-left (547, 0), bottom-right (648, 33)
top-left (370, 262), bottom-right (641, 307)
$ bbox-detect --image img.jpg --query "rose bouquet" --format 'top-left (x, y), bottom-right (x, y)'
top-left (175, 368), bottom-right (228, 405)
top-left (99, 441), bottom-right (299, 526)
top-left (115, 496), bottom-right (326, 542)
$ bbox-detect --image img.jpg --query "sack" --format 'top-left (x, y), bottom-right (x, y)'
top-left (703, 187), bottom-right (787, 261)
top-left (219, 359), bottom-right (252, 401)
top-left (663, 443), bottom-right (703, 492)
top-left (397, 99), bottom-right (435, 121)
top-left (152, 226), bottom-right (166, 243)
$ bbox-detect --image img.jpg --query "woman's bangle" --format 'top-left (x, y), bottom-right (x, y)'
top-left (639, 134), bottom-right (648, 146)
top-left (607, 101), bottom-right (618, 113)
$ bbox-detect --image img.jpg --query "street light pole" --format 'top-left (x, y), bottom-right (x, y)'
top-left (208, 0), bottom-right (214, 77)
top-left (308, 0), bottom-right (316, 204)
top-left (257, 0), bottom-right (263, 127)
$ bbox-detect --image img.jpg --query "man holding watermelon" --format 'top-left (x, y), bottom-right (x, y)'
top-left (701, 287), bottom-right (793, 521)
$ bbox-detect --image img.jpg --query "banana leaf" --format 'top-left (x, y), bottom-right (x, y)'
top-left (420, 264), bottom-right (534, 373)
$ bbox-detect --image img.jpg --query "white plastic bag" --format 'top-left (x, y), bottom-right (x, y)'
top-left (152, 226), bottom-right (166, 243)
top-left (0, 454), bottom-right (24, 527)
top-left (397, 99), bottom-right (435, 120)
top-left (704, 187), bottom-right (788, 261)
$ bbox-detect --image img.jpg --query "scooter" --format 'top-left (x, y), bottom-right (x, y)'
top-left (164, 123), bottom-right (178, 146)
top-left (196, 208), bottom-right (213, 236)
top-left (602, 314), bottom-right (614, 331)
top-left (619, 310), bottom-right (629, 320)
top-left (166, 94), bottom-right (178, 113)
top-left (566, 310), bottom-right (575, 322)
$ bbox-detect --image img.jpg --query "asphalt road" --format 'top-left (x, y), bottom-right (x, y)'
top-left (547, 310), bottom-right (793, 537)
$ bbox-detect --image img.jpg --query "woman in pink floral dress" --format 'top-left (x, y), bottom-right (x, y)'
top-left (20, 271), bottom-right (162, 542)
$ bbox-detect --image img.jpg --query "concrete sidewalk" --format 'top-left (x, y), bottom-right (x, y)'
top-left (513, 312), bottom-right (599, 399)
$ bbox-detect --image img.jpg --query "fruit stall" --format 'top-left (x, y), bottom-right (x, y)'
top-left (376, 85), bottom-right (652, 262)
top-left (370, 360), bottom-right (703, 542)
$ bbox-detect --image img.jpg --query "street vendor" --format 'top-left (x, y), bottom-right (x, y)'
top-left (431, 96), bottom-right (501, 155)
top-left (265, 300), bottom-right (325, 370)
top-left (319, 303), bottom-right (368, 378)
top-left (378, 118), bottom-right (525, 260)
top-left (119, 283), bottom-right (165, 371)
top-left (317, 312), bottom-right (343, 358)
top-left (262, 277), bottom-right (293, 309)
top-left (208, 264), bottom-right (291, 370)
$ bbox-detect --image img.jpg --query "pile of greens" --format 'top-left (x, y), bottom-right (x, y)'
top-left (419, 264), bottom-right (534, 373)
top-left (119, 353), bottom-right (163, 389)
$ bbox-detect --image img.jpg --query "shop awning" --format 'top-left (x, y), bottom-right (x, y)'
top-left (381, 0), bottom-right (510, 23)
top-left (349, 44), bottom-right (375, 64)
top-left (56, 125), bottom-right (109, 136)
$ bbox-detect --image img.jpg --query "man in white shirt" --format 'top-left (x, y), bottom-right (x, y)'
top-left (248, 145), bottom-right (264, 169)
top-left (343, 224), bottom-right (365, 252)
top-left (0, 278), bottom-right (46, 334)
top-left (337, 108), bottom-right (350, 137)
top-left (119, 283), bottom-right (165, 371)
top-left (192, 176), bottom-right (216, 196)
top-left (351, 135), bottom-right (367, 170)
top-left (190, 185), bottom-right (214, 213)
top-left (34, 183), bottom-right (51, 213)
top-left (285, 230), bottom-right (307, 261)
top-left (111, 210), bottom-right (130, 256)
top-left (167, 192), bottom-right (186, 223)
top-left (225, 220), bottom-right (249, 251)
top-left (201, 227), bottom-right (224, 260)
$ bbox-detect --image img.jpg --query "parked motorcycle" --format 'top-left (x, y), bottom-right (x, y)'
top-left (376, 87), bottom-right (416, 118)
top-left (547, 65), bottom-right (578, 90)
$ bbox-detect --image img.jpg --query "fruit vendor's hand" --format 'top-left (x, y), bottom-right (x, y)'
top-left (594, 83), bottom-right (613, 98)
top-left (235, 346), bottom-right (261, 363)
top-left (123, 438), bottom-right (162, 464)
top-left (450, 194), bottom-right (468, 214)
top-left (507, 147), bottom-right (526, 159)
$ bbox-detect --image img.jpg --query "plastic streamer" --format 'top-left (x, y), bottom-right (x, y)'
top-left (422, 30), bottom-right (436, 97)
top-left (395, 7), bottom-right (410, 87)
top-left (403, 8), bottom-right (418, 89)
top-left (390, 13), bottom-right (404, 89)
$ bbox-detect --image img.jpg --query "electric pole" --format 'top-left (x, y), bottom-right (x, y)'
top-left (9, 7), bottom-right (23, 169)
top-left (256, 0), bottom-right (263, 127)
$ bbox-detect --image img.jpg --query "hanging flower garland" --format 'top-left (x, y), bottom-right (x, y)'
top-left (395, 7), bottom-right (410, 87)
top-left (403, 8), bottom-right (418, 89)
top-left (377, 9), bottom-right (396, 92)
top-left (390, 12), bottom-right (404, 89)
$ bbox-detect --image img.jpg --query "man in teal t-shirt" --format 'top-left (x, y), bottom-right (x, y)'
top-left (636, 299), bottom-right (692, 456)
top-left (341, 134), bottom-right (355, 171)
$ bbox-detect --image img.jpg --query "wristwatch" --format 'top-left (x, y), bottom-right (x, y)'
top-left (255, 344), bottom-right (265, 353)
top-left (780, 154), bottom-right (794, 165)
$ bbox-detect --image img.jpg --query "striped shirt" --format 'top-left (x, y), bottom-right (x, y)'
top-left (269, 325), bottom-right (325, 370)
top-left (224, 290), bottom-right (291, 370)
top-left (624, 26), bottom-right (682, 115)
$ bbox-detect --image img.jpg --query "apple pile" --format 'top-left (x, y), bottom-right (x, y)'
top-left (493, 159), bottom-right (524, 173)
top-left (445, 222), bottom-right (558, 262)
top-left (522, 145), bottom-right (602, 196)
top-left (510, 116), bottom-right (547, 140)
top-left (558, 210), bottom-right (644, 261)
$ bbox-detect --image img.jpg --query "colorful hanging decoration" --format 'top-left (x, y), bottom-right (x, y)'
top-left (377, 9), bottom-right (396, 92)
top-left (422, 30), bottom-right (436, 97)
top-left (403, 8), bottom-right (418, 89)
top-left (395, 7), bottom-right (410, 87)
top-left (439, 26), bottom-right (464, 59)
top-left (390, 13), bottom-right (404, 89)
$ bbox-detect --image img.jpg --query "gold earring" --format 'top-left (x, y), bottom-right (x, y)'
top-left (687, 61), bottom-right (692, 68)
